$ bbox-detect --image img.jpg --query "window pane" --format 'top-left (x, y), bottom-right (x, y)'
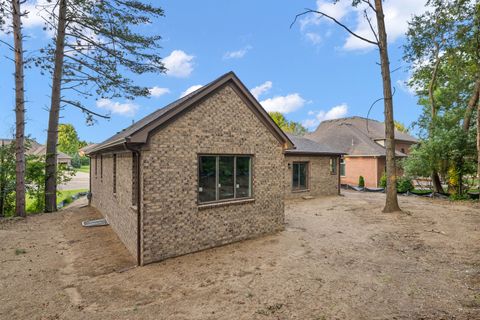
top-left (236, 157), bottom-right (251, 198)
top-left (292, 163), bottom-right (299, 188)
top-left (340, 159), bottom-right (345, 176)
top-left (299, 163), bottom-right (307, 189)
top-left (330, 157), bottom-right (337, 174)
top-left (199, 156), bottom-right (216, 203)
top-left (219, 156), bottom-right (234, 200)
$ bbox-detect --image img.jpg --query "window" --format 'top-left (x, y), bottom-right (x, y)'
top-left (292, 162), bottom-right (308, 191)
top-left (95, 156), bottom-right (98, 177)
top-left (340, 158), bottom-right (346, 177)
top-left (100, 155), bottom-right (103, 180)
top-left (198, 155), bottom-right (252, 204)
top-left (113, 154), bottom-right (117, 194)
top-left (330, 157), bottom-right (337, 175)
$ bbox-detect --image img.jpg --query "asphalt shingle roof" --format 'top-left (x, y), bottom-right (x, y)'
top-left (285, 133), bottom-right (344, 155)
top-left (306, 117), bottom-right (416, 156)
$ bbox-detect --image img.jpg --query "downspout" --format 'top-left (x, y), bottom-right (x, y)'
top-left (124, 141), bottom-right (142, 266)
top-left (88, 156), bottom-right (92, 205)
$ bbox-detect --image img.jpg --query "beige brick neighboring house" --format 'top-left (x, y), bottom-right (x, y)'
top-left (306, 117), bottom-right (418, 188)
top-left (284, 134), bottom-right (343, 199)
top-left (87, 72), bottom-right (344, 265)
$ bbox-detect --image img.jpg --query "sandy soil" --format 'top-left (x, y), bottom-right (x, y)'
top-left (1, 191), bottom-right (479, 320)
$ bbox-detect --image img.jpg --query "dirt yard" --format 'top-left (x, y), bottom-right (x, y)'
top-left (1, 191), bottom-right (479, 320)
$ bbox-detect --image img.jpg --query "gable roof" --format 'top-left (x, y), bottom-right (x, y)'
top-left (285, 133), bottom-right (344, 156)
top-left (88, 72), bottom-right (293, 154)
top-left (306, 117), bottom-right (415, 157)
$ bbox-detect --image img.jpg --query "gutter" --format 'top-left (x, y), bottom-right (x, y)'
top-left (124, 140), bottom-right (142, 266)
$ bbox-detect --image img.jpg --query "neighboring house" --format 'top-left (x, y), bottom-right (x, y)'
top-left (306, 117), bottom-right (418, 188)
top-left (86, 72), bottom-right (343, 265)
top-left (285, 133), bottom-right (344, 199)
top-left (0, 139), bottom-right (72, 166)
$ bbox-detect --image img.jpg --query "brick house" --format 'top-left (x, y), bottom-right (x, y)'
top-left (87, 72), bottom-right (343, 265)
top-left (306, 117), bottom-right (417, 188)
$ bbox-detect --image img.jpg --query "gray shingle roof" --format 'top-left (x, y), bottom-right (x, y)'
top-left (285, 133), bottom-right (344, 155)
top-left (306, 117), bottom-right (415, 156)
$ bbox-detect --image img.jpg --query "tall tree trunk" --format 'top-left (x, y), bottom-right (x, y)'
top-left (44, 0), bottom-right (67, 212)
top-left (0, 140), bottom-right (5, 217)
top-left (374, 0), bottom-right (401, 213)
top-left (11, 0), bottom-right (26, 217)
top-left (463, 79), bottom-right (480, 132)
top-left (477, 99), bottom-right (480, 198)
top-left (428, 43), bottom-right (445, 194)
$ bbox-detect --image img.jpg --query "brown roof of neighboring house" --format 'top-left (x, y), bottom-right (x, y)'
top-left (0, 139), bottom-right (72, 160)
top-left (285, 133), bottom-right (345, 156)
top-left (306, 117), bottom-right (416, 157)
top-left (87, 72), bottom-right (294, 155)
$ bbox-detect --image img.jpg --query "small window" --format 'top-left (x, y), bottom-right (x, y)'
top-left (113, 154), bottom-right (117, 194)
top-left (100, 155), bottom-right (103, 180)
top-left (401, 148), bottom-right (405, 154)
top-left (95, 156), bottom-right (98, 177)
top-left (198, 155), bottom-right (252, 204)
top-left (292, 162), bottom-right (308, 191)
top-left (330, 157), bottom-right (337, 175)
top-left (340, 158), bottom-right (346, 177)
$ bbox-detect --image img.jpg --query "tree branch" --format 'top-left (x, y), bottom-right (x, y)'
top-left (291, 8), bottom-right (379, 46)
top-left (60, 99), bottom-right (110, 119)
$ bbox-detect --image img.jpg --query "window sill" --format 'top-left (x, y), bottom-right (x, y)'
top-left (198, 198), bottom-right (255, 210)
top-left (291, 189), bottom-right (310, 193)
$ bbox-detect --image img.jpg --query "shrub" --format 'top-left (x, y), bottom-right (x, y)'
top-left (358, 176), bottom-right (365, 188)
top-left (397, 176), bottom-right (414, 193)
top-left (380, 172), bottom-right (387, 188)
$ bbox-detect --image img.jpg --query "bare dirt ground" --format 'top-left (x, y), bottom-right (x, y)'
top-left (1, 191), bottom-right (479, 320)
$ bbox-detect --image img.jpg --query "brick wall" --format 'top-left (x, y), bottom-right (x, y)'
top-left (341, 156), bottom-right (381, 188)
top-left (284, 155), bottom-right (339, 199)
top-left (90, 152), bottom-right (138, 257)
top-left (140, 84), bottom-right (285, 264)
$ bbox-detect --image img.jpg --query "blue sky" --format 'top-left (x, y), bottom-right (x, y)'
top-left (0, 0), bottom-right (426, 143)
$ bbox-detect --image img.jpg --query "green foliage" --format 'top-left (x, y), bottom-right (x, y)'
top-left (397, 177), bottom-right (414, 193)
top-left (402, 0), bottom-right (479, 196)
top-left (34, 0), bottom-right (166, 123)
top-left (268, 112), bottom-right (307, 135)
top-left (14, 248), bottom-right (26, 255)
top-left (394, 121), bottom-right (409, 133)
top-left (380, 172), bottom-right (387, 188)
top-left (58, 124), bottom-right (86, 156)
top-left (0, 138), bottom-right (74, 216)
top-left (358, 176), bottom-right (365, 188)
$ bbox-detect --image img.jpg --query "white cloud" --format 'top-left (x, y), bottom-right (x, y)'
top-left (96, 99), bottom-right (139, 117)
top-left (223, 45), bottom-right (252, 60)
top-left (180, 84), bottom-right (203, 98)
top-left (250, 81), bottom-right (272, 99)
top-left (305, 32), bottom-right (322, 45)
top-left (149, 86), bottom-right (170, 97)
top-left (260, 94), bottom-right (306, 114)
top-left (163, 50), bottom-right (194, 78)
top-left (302, 103), bottom-right (348, 129)
top-left (23, 0), bottom-right (49, 29)
top-left (299, 0), bottom-right (429, 51)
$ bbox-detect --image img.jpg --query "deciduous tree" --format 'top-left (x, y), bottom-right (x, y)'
top-left (292, 0), bottom-right (401, 212)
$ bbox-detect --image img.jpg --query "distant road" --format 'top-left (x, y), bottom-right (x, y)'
top-left (58, 171), bottom-right (89, 191)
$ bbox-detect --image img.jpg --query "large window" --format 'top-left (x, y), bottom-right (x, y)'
top-left (198, 155), bottom-right (252, 204)
top-left (340, 158), bottom-right (345, 177)
top-left (292, 162), bottom-right (308, 191)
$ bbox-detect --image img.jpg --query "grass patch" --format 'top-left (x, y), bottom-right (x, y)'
top-left (75, 165), bottom-right (90, 173)
top-left (15, 248), bottom-right (26, 255)
top-left (26, 188), bottom-right (88, 213)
